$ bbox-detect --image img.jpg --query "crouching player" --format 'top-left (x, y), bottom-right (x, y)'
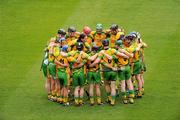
top-left (41, 46), bottom-right (51, 99)
top-left (115, 39), bottom-right (135, 104)
top-left (87, 45), bottom-right (103, 105)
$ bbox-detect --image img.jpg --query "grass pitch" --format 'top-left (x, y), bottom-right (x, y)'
top-left (0, 0), bottom-right (180, 120)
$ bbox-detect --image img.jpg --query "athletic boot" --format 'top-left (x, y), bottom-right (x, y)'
top-left (106, 95), bottom-right (111, 103)
top-left (137, 91), bottom-right (142, 98)
top-left (75, 98), bottom-right (79, 106)
top-left (129, 98), bottom-right (134, 104)
top-left (142, 87), bottom-right (145, 95)
top-left (110, 99), bottom-right (115, 106)
top-left (79, 99), bottom-right (84, 106)
top-left (90, 97), bottom-right (94, 106)
top-left (97, 97), bottom-right (103, 105)
top-left (48, 94), bottom-right (52, 101)
top-left (122, 95), bottom-right (128, 104)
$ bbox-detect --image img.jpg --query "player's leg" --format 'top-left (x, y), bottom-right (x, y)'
top-left (104, 71), bottom-right (111, 103)
top-left (63, 87), bottom-right (69, 105)
top-left (74, 86), bottom-right (80, 105)
top-left (110, 81), bottom-right (116, 105)
top-left (48, 63), bottom-right (57, 99)
top-left (87, 71), bottom-right (94, 105)
top-left (79, 71), bottom-right (85, 105)
top-left (135, 74), bottom-right (142, 97)
top-left (63, 72), bottom-right (69, 105)
top-left (72, 73), bottom-right (79, 105)
top-left (126, 78), bottom-right (134, 104)
top-left (46, 76), bottom-right (52, 100)
top-left (125, 65), bottom-right (135, 103)
top-left (42, 63), bottom-right (50, 95)
top-left (95, 71), bottom-right (102, 105)
top-left (110, 71), bottom-right (117, 106)
top-left (118, 70), bottom-right (128, 104)
top-left (133, 61), bottom-right (142, 98)
top-left (57, 69), bottom-right (64, 103)
top-left (56, 78), bottom-right (61, 103)
top-left (79, 86), bottom-right (84, 105)
top-left (89, 84), bottom-right (94, 105)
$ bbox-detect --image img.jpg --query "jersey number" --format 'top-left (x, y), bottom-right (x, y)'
top-left (60, 59), bottom-right (64, 64)
top-left (108, 59), bottom-right (111, 63)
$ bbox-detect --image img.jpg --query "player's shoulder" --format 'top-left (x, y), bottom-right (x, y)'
top-left (49, 37), bottom-right (56, 42)
top-left (91, 31), bottom-right (96, 35)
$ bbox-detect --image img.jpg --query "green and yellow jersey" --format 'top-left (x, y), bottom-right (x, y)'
top-left (47, 40), bottom-right (60, 62)
top-left (109, 31), bottom-right (124, 48)
top-left (86, 34), bottom-right (93, 46)
top-left (91, 31), bottom-right (106, 48)
top-left (116, 45), bottom-right (134, 67)
top-left (68, 51), bottom-right (90, 72)
top-left (65, 32), bottom-right (79, 50)
top-left (87, 52), bottom-right (99, 72)
top-left (99, 48), bottom-right (117, 70)
top-left (128, 43), bottom-right (140, 63)
top-left (68, 39), bottom-right (91, 52)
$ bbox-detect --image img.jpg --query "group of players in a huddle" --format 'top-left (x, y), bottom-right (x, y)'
top-left (41, 23), bottom-right (147, 106)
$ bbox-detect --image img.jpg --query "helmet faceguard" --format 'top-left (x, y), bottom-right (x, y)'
top-left (76, 42), bottom-right (84, 51)
top-left (61, 45), bottom-right (68, 52)
top-left (83, 26), bottom-right (91, 35)
top-left (58, 29), bottom-right (66, 36)
top-left (96, 23), bottom-right (103, 34)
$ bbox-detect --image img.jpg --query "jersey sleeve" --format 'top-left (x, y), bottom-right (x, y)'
top-left (67, 56), bottom-right (76, 63)
top-left (56, 55), bottom-right (61, 61)
top-left (111, 48), bottom-right (118, 54)
top-left (98, 52), bottom-right (103, 59)
top-left (84, 42), bottom-right (91, 49)
top-left (82, 52), bottom-right (90, 59)
top-left (68, 39), bottom-right (77, 46)
top-left (67, 50), bottom-right (76, 57)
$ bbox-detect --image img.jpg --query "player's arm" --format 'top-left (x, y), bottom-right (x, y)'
top-left (75, 54), bottom-right (82, 63)
top-left (142, 41), bottom-right (148, 48)
top-left (100, 50), bottom-right (113, 60)
top-left (113, 49), bottom-right (129, 59)
top-left (72, 61), bottom-right (85, 69)
top-left (60, 50), bottom-right (77, 57)
top-left (89, 53), bottom-right (98, 61)
top-left (80, 51), bottom-right (97, 61)
top-left (89, 57), bottom-right (101, 67)
top-left (102, 62), bottom-right (113, 69)
top-left (101, 62), bottom-right (117, 71)
top-left (119, 49), bottom-right (133, 58)
top-left (135, 43), bottom-right (143, 51)
top-left (54, 58), bottom-right (69, 67)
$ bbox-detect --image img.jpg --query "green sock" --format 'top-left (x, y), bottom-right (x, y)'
top-left (121, 92), bottom-right (126, 96)
top-left (111, 95), bottom-right (116, 100)
top-left (129, 90), bottom-right (134, 94)
top-left (107, 92), bottom-right (110, 97)
top-left (79, 96), bottom-right (83, 100)
top-left (74, 96), bottom-right (79, 100)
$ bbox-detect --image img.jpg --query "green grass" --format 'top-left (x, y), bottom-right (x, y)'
top-left (0, 0), bottom-right (180, 120)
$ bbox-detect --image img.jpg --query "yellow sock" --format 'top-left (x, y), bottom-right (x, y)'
top-left (108, 95), bottom-right (112, 101)
top-left (79, 99), bottom-right (83, 104)
top-left (129, 94), bottom-right (135, 98)
top-left (52, 91), bottom-right (56, 96)
top-left (75, 98), bottom-right (79, 105)
top-left (97, 97), bottom-right (101, 104)
top-left (90, 97), bottom-right (94, 104)
top-left (64, 97), bottom-right (68, 103)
